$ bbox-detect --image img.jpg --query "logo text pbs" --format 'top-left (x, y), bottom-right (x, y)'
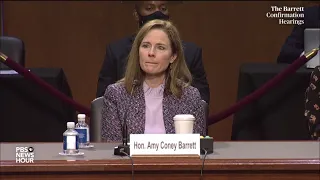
top-left (16, 147), bottom-right (34, 153)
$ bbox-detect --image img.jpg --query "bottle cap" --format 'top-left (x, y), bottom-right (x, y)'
top-left (78, 118), bottom-right (85, 122)
top-left (67, 122), bottom-right (75, 128)
top-left (78, 114), bottom-right (86, 119)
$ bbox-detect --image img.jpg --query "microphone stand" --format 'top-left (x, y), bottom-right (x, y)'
top-left (114, 124), bottom-right (130, 156)
top-left (114, 81), bottom-right (137, 156)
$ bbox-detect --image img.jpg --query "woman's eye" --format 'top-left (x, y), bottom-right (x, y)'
top-left (158, 46), bottom-right (165, 50)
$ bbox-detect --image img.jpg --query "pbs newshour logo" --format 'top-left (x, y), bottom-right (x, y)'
top-left (16, 146), bottom-right (34, 163)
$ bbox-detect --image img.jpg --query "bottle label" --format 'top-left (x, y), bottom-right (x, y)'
top-left (86, 128), bottom-right (90, 142)
top-left (63, 135), bottom-right (79, 150)
top-left (75, 128), bottom-right (88, 143)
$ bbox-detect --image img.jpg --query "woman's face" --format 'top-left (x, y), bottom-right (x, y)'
top-left (139, 29), bottom-right (176, 77)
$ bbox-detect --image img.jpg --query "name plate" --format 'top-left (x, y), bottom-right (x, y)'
top-left (130, 134), bottom-right (200, 156)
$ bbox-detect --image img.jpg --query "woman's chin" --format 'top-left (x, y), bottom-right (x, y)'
top-left (144, 71), bottom-right (165, 77)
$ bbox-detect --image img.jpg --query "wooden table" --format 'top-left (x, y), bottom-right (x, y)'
top-left (1, 141), bottom-right (319, 180)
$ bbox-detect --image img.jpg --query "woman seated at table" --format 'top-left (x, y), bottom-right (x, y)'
top-left (101, 19), bottom-right (206, 142)
top-left (305, 66), bottom-right (320, 140)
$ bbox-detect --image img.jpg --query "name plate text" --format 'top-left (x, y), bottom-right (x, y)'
top-left (130, 134), bottom-right (200, 156)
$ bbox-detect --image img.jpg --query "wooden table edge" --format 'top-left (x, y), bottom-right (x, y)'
top-left (1, 158), bottom-right (319, 173)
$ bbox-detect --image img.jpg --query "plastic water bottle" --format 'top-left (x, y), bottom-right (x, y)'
top-left (63, 122), bottom-right (79, 154)
top-left (75, 114), bottom-right (90, 147)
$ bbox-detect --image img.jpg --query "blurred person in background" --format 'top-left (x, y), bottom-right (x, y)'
top-left (277, 4), bottom-right (319, 63)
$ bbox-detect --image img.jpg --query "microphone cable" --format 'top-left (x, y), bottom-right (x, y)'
top-left (200, 148), bottom-right (208, 180)
top-left (121, 151), bottom-right (134, 180)
top-left (120, 81), bottom-right (139, 180)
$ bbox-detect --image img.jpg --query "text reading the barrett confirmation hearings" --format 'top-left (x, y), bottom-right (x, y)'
top-left (266, 5), bottom-right (304, 25)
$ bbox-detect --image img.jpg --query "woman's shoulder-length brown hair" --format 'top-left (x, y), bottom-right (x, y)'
top-left (119, 19), bottom-right (192, 98)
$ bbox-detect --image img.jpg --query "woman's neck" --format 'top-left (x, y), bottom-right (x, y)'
top-left (144, 74), bottom-right (165, 88)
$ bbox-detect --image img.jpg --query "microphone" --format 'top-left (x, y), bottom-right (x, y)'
top-left (114, 80), bottom-right (138, 156)
top-left (113, 126), bottom-right (130, 156)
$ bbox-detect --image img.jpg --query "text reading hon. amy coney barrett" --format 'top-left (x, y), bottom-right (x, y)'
top-left (129, 134), bottom-right (200, 155)
top-left (133, 141), bottom-right (196, 151)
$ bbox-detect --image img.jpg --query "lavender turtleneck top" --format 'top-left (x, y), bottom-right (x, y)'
top-left (143, 81), bottom-right (166, 134)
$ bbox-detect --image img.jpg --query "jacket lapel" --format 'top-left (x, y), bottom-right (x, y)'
top-left (163, 93), bottom-right (179, 134)
top-left (128, 85), bottom-right (145, 135)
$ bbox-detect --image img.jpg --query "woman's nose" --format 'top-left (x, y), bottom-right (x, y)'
top-left (148, 48), bottom-right (155, 57)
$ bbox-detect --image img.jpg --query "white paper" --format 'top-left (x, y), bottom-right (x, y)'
top-left (0, 69), bottom-right (31, 75)
top-left (0, 70), bottom-right (19, 74)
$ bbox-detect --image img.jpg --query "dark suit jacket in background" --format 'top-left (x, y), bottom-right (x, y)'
top-left (277, 5), bottom-right (320, 64)
top-left (96, 35), bottom-right (210, 104)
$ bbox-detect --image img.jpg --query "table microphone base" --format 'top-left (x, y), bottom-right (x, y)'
top-left (200, 137), bottom-right (214, 155)
top-left (114, 144), bottom-right (130, 156)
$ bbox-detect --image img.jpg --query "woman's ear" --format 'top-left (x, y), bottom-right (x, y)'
top-left (170, 54), bottom-right (177, 63)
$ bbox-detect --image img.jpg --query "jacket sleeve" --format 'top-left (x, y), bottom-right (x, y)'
top-left (101, 85), bottom-right (122, 142)
top-left (305, 66), bottom-right (320, 140)
top-left (96, 45), bottom-right (117, 98)
top-left (190, 88), bottom-right (207, 136)
top-left (276, 24), bottom-right (305, 64)
top-left (190, 47), bottom-right (210, 104)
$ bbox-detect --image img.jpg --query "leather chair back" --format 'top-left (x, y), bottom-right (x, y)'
top-left (0, 36), bottom-right (25, 69)
top-left (201, 100), bottom-right (209, 135)
top-left (90, 97), bottom-right (104, 142)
